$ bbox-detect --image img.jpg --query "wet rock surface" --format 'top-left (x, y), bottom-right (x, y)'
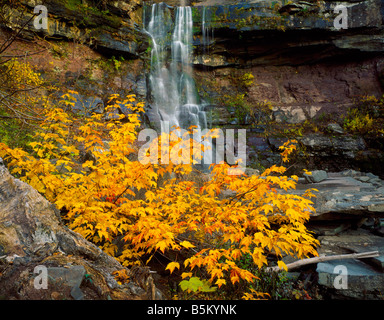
top-left (312, 226), bottom-right (384, 299)
top-left (316, 258), bottom-right (384, 299)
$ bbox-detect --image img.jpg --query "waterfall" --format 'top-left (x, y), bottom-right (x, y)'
top-left (144, 2), bottom-right (215, 166)
top-left (202, 6), bottom-right (214, 53)
top-left (144, 3), bottom-right (207, 135)
top-left (141, 3), bottom-right (246, 172)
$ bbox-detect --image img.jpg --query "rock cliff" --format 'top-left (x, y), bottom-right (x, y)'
top-left (1, 0), bottom-right (383, 174)
top-left (186, 0), bottom-right (384, 177)
top-left (1, 0), bottom-right (147, 58)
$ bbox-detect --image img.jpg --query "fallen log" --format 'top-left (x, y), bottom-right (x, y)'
top-left (267, 250), bottom-right (380, 272)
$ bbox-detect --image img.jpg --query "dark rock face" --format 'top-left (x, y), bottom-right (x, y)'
top-left (0, 160), bottom-right (160, 300)
top-left (301, 134), bottom-right (366, 158)
top-left (190, 0), bottom-right (384, 67)
top-left (4, 0), bottom-right (383, 67)
top-left (2, 0), bottom-right (383, 170)
top-left (201, 66), bottom-right (384, 176)
top-left (183, 0), bottom-right (384, 177)
top-left (1, 0), bottom-right (147, 58)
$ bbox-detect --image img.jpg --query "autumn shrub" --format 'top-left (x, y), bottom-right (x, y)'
top-left (0, 92), bottom-right (319, 299)
top-left (0, 58), bottom-right (46, 149)
top-left (241, 72), bottom-right (254, 87)
top-left (343, 108), bottom-right (375, 134)
top-left (343, 94), bottom-right (384, 135)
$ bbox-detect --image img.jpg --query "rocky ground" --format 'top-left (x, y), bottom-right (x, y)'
top-left (284, 169), bottom-right (384, 299)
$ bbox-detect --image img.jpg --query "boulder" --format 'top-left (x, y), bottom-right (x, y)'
top-left (70, 93), bottom-right (105, 116)
top-left (257, 132), bottom-right (381, 175)
top-left (317, 229), bottom-right (384, 269)
top-left (327, 123), bottom-right (344, 134)
top-left (0, 159), bottom-right (161, 300)
top-left (282, 174), bottom-right (384, 299)
top-left (300, 134), bottom-right (366, 159)
top-left (47, 265), bottom-right (86, 288)
top-left (296, 134), bottom-right (372, 172)
top-left (304, 170), bottom-right (328, 183)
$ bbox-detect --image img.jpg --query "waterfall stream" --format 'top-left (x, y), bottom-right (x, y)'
top-left (141, 2), bottom-right (246, 171)
top-left (202, 6), bottom-right (214, 54)
top-left (143, 2), bottom-right (218, 166)
top-left (144, 3), bottom-right (207, 135)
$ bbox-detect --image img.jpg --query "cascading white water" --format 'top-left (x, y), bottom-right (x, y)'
top-left (144, 3), bottom-right (208, 137)
top-left (202, 6), bottom-right (214, 53)
top-left (142, 3), bottom-right (244, 170)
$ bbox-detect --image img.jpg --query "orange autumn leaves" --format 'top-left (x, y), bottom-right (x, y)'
top-left (0, 92), bottom-right (319, 298)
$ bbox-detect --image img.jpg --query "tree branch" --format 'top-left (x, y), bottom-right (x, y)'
top-left (267, 251), bottom-right (380, 272)
top-left (0, 6), bottom-right (37, 55)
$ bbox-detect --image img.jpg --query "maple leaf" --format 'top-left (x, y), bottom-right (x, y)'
top-left (215, 279), bottom-right (226, 288)
top-left (155, 241), bottom-right (168, 253)
top-left (180, 240), bottom-right (195, 249)
top-left (210, 268), bottom-right (224, 280)
top-left (166, 262), bottom-right (180, 274)
top-left (277, 260), bottom-right (288, 272)
top-left (230, 269), bottom-right (240, 285)
top-left (181, 272), bottom-right (193, 279)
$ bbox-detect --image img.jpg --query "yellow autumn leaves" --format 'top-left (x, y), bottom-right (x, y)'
top-left (0, 91), bottom-right (320, 299)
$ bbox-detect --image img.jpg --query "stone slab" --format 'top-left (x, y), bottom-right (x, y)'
top-left (292, 172), bottom-right (384, 217)
top-left (316, 259), bottom-right (384, 298)
top-left (47, 265), bottom-right (86, 288)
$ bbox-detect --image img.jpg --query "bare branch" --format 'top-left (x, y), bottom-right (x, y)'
top-left (267, 251), bottom-right (380, 272)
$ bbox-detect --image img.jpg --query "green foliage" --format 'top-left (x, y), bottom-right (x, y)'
top-left (90, 56), bottom-right (125, 73)
top-left (249, 100), bottom-right (273, 124)
top-left (283, 125), bottom-right (304, 137)
top-left (241, 72), bottom-right (254, 87)
top-left (224, 93), bottom-right (251, 124)
top-left (0, 111), bottom-right (34, 150)
top-left (343, 95), bottom-right (384, 135)
top-left (251, 268), bottom-right (293, 300)
top-left (343, 109), bottom-right (374, 134)
top-left (110, 56), bottom-right (125, 71)
top-left (63, 0), bottom-right (121, 28)
top-left (221, 93), bottom-right (274, 126)
top-left (0, 58), bottom-right (46, 150)
top-left (179, 276), bottom-right (217, 293)
top-left (49, 42), bottom-right (70, 59)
